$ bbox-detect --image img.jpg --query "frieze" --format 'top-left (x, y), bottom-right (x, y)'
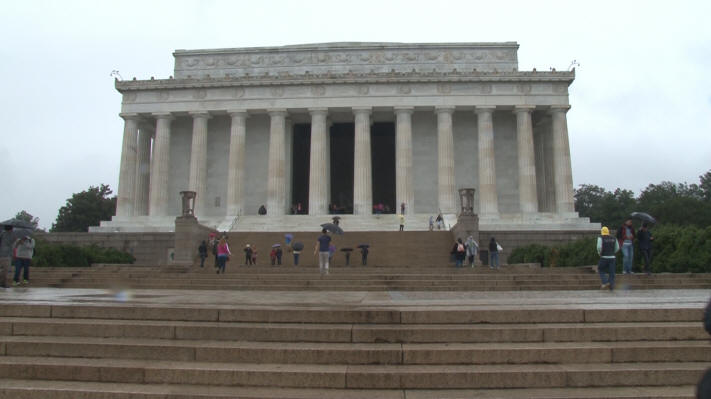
top-left (173, 42), bottom-right (520, 79)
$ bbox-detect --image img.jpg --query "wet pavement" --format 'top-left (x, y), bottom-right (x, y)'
top-left (1, 287), bottom-right (709, 310)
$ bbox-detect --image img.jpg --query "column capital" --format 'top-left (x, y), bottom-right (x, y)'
top-left (394, 106), bottom-right (414, 115)
top-left (189, 111), bottom-right (211, 119)
top-left (352, 106), bottom-right (372, 116)
top-left (434, 106), bottom-right (455, 114)
top-left (119, 113), bottom-right (141, 121)
top-left (308, 108), bottom-right (329, 116)
top-left (267, 108), bottom-right (288, 117)
top-left (474, 106), bottom-right (496, 115)
top-left (549, 105), bottom-right (571, 114)
top-left (152, 112), bottom-right (174, 120)
top-left (513, 105), bottom-right (536, 114)
top-left (228, 109), bottom-right (249, 118)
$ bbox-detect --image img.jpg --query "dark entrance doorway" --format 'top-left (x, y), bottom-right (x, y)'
top-left (371, 122), bottom-right (396, 213)
top-left (291, 124), bottom-right (310, 214)
top-left (330, 123), bottom-right (354, 214)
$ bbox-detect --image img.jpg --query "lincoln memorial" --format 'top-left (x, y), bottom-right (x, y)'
top-left (94, 42), bottom-right (596, 232)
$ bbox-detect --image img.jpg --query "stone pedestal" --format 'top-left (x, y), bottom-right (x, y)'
top-left (173, 216), bottom-right (199, 268)
top-left (452, 188), bottom-right (480, 242)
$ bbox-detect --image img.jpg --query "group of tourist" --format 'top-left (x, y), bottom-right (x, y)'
top-left (197, 230), bottom-right (368, 275)
top-left (429, 214), bottom-right (445, 231)
top-left (597, 219), bottom-right (655, 291)
top-left (450, 236), bottom-right (502, 269)
top-left (0, 225), bottom-right (35, 288)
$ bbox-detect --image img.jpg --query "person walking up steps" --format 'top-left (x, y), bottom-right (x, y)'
top-left (314, 229), bottom-right (331, 275)
top-left (216, 237), bottom-right (231, 274)
top-left (597, 226), bottom-right (620, 290)
top-left (466, 235), bottom-right (479, 267)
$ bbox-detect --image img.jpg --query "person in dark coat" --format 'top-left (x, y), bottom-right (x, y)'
top-left (198, 241), bottom-right (208, 268)
top-left (637, 223), bottom-right (654, 275)
top-left (488, 237), bottom-right (500, 270)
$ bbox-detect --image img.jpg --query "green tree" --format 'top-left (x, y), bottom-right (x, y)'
top-left (638, 180), bottom-right (711, 227)
top-left (14, 210), bottom-right (40, 229)
top-left (51, 184), bottom-right (117, 232)
top-left (574, 185), bottom-right (636, 228)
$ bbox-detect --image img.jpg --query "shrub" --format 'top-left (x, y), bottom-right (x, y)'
top-left (508, 225), bottom-right (711, 273)
top-left (32, 240), bottom-right (135, 267)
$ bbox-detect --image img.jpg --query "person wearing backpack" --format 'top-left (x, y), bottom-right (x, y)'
top-left (451, 238), bottom-right (466, 268)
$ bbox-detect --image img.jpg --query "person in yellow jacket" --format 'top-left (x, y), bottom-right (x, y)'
top-left (597, 227), bottom-right (620, 290)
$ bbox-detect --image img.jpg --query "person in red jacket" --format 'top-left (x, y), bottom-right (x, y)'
top-left (616, 219), bottom-right (636, 274)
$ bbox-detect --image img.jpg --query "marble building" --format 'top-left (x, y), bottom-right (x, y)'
top-left (95, 42), bottom-right (596, 232)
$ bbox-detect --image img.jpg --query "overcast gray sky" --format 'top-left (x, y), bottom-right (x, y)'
top-left (1, 0), bottom-right (709, 229)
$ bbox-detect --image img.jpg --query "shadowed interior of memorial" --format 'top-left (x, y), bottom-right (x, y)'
top-left (291, 124), bottom-right (311, 212)
top-left (330, 123), bottom-right (354, 213)
top-left (371, 122), bottom-right (396, 213)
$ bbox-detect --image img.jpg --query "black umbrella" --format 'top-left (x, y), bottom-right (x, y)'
top-left (332, 216), bottom-right (341, 220)
top-left (357, 244), bottom-right (370, 249)
top-left (292, 242), bottom-right (304, 251)
top-left (0, 218), bottom-right (35, 229)
top-left (340, 248), bottom-right (353, 252)
top-left (630, 212), bottom-right (657, 224)
top-left (320, 223), bottom-right (344, 235)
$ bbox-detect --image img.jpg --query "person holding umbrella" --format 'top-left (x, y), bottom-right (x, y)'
top-left (637, 223), bottom-right (654, 275)
top-left (314, 229), bottom-right (332, 275)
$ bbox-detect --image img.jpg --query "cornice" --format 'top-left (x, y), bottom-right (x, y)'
top-left (115, 70), bottom-right (574, 92)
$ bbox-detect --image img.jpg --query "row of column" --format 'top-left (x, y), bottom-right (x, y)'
top-left (115, 106), bottom-right (575, 219)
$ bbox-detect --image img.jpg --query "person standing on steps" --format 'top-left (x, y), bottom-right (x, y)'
top-left (198, 240), bottom-right (208, 268)
top-left (399, 214), bottom-right (405, 232)
top-left (251, 244), bottom-right (258, 266)
top-left (244, 244), bottom-right (253, 266)
top-left (616, 219), bottom-right (636, 274)
top-left (597, 226), bottom-right (620, 290)
top-left (488, 237), bottom-right (501, 269)
top-left (275, 246), bottom-right (283, 266)
top-left (637, 223), bottom-right (654, 275)
top-left (360, 245), bottom-right (369, 266)
top-left (451, 238), bottom-right (466, 268)
top-left (428, 215), bottom-right (434, 231)
top-left (314, 229), bottom-right (331, 275)
top-left (400, 202), bottom-right (406, 215)
top-left (465, 235), bottom-right (479, 268)
top-left (12, 235), bottom-right (34, 286)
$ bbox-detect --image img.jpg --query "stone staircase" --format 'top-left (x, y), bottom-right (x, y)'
top-left (26, 264), bottom-right (711, 291)
top-left (0, 292), bottom-right (708, 398)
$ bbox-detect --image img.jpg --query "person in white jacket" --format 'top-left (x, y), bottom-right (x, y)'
top-left (12, 235), bottom-right (34, 286)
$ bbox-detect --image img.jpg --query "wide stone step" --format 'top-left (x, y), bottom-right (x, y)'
top-left (0, 357), bottom-right (704, 389)
top-left (1, 303), bottom-right (703, 324)
top-left (3, 318), bottom-right (705, 343)
top-left (0, 379), bottom-right (697, 399)
top-left (3, 336), bottom-right (709, 364)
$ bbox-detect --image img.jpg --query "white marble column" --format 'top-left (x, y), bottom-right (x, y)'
top-left (116, 113), bottom-right (139, 217)
top-left (353, 107), bottom-right (372, 215)
top-left (267, 109), bottom-right (288, 216)
top-left (476, 106), bottom-right (499, 217)
top-left (308, 108), bottom-right (329, 215)
top-left (134, 124), bottom-right (152, 216)
top-left (550, 105), bottom-right (575, 214)
top-left (188, 112), bottom-right (210, 217)
top-left (514, 106), bottom-right (538, 215)
top-left (436, 107), bottom-right (456, 214)
top-left (149, 113), bottom-right (173, 216)
top-left (395, 107), bottom-right (414, 215)
top-left (226, 111), bottom-right (248, 216)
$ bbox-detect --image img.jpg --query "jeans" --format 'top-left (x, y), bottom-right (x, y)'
top-left (455, 257), bottom-right (463, 267)
top-left (199, 255), bottom-right (206, 267)
top-left (490, 252), bottom-right (499, 269)
top-left (14, 258), bottom-right (30, 282)
top-left (293, 253), bottom-right (300, 266)
top-left (319, 251), bottom-right (330, 273)
top-left (621, 241), bottom-right (634, 273)
top-left (217, 255), bottom-right (227, 273)
top-left (598, 257), bottom-right (616, 289)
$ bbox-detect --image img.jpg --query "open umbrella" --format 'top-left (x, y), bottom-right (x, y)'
top-left (357, 244), bottom-right (370, 249)
top-left (271, 243), bottom-right (281, 248)
top-left (284, 233), bottom-right (293, 244)
top-left (331, 216), bottom-right (341, 220)
top-left (320, 223), bottom-right (344, 235)
top-left (1, 218), bottom-right (36, 238)
top-left (630, 212), bottom-right (657, 224)
top-left (292, 242), bottom-right (304, 251)
top-left (340, 248), bottom-right (353, 252)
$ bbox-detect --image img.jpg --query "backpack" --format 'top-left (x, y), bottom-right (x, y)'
top-left (457, 243), bottom-right (465, 253)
